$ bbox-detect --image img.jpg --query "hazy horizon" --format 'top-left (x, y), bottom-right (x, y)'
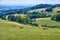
top-left (0, 0), bottom-right (60, 6)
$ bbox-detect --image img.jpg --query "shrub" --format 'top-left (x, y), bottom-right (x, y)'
top-left (51, 15), bottom-right (56, 20)
top-left (51, 13), bottom-right (60, 21)
top-left (28, 11), bottom-right (47, 19)
top-left (7, 15), bottom-right (36, 26)
top-left (45, 7), bottom-right (53, 12)
top-left (31, 22), bottom-right (39, 26)
top-left (8, 15), bottom-right (16, 21)
top-left (41, 25), bottom-right (47, 27)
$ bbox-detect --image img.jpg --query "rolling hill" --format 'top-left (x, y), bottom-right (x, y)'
top-left (29, 4), bottom-right (60, 10)
top-left (0, 19), bottom-right (60, 40)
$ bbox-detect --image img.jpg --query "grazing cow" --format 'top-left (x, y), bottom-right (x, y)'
top-left (41, 25), bottom-right (48, 30)
top-left (43, 27), bottom-right (48, 30)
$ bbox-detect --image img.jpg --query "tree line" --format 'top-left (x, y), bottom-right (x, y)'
top-left (2, 14), bottom-right (38, 26)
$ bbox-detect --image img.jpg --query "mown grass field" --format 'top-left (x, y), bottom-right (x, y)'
top-left (0, 19), bottom-right (60, 40)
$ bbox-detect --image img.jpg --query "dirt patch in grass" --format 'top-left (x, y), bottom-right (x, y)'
top-left (4, 21), bottom-right (32, 27)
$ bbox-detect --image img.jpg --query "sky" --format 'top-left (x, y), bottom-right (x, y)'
top-left (0, 0), bottom-right (60, 6)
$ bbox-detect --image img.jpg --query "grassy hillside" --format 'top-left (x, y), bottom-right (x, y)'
top-left (28, 7), bottom-right (60, 13)
top-left (0, 19), bottom-right (60, 40)
top-left (29, 8), bottom-right (46, 12)
top-left (53, 7), bottom-right (60, 13)
top-left (36, 18), bottom-right (60, 27)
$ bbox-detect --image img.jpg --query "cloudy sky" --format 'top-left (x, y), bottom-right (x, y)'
top-left (0, 0), bottom-right (60, 6)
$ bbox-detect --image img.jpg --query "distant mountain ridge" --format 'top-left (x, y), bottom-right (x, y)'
top-left (0, 4), bottom-right (60, 10)
top-left (0, 4), bottom-right (60, 15)
top-left (26, 4), bottom-right (60, 10)
top-left (0, 5), bottom-right (29, 9)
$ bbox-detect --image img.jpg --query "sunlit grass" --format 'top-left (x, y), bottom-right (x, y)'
top-left (0, 19), bottom-right (60, 40)
top-left (36, 18), bottom-right (60, 26)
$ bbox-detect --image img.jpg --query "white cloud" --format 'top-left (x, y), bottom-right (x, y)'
top-left (0, 0), bottom-right (60, 5)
